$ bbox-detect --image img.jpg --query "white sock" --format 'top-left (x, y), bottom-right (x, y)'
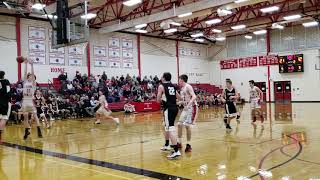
top-left (178, 138), bottom-right (182, 144)
top-left (187, 140), bottom-right (190, 145)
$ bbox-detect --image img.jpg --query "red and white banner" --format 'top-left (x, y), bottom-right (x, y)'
top-left (220, 59), bottom-right (238, 69)
top-left (259, 55), bottom-right (279, 66)
top-left (238, 56), bottom-right (258, 68)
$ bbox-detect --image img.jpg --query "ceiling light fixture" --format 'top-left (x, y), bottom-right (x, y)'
top-left (302, 21), bottom-right (319, 27)
top-left (283, 14), bottom-right (301, 21)
top-left (217, 8), bottom-right (232, 16)
top-left (164, 28), bottom-right (178, 33)
top-left (191, 32), bottom-right (204, 38)
top-left (170, 22), bottom-right (182, 26)
top-left (245, 35), bottom-right (252, 39)
top-left (178, 12), bottom-right (193, 18)
top-left (81, 13), bottom-right (97, 20)
top-left (135, 29), bottom-right (148, 33)
top-left (272, 23), bottom-right (284, 29)
top-left (260, 6), bottom-right (279, 13)
top-left (123, 0), bottom-right (142, 6)
top-left (32, 3), bottom-right (46, 10)
top-left (135, 24), bottom-right (147, 29)
top-left (253, 29), bottom-right (267, 35)
top-left (42, 14), bottom-right (58, 19)
top-left (212, 29), bottom-right (222, 33)
top-left (234, 0), bottom-right (248, 3)
top-left (216, 37), bottom-right (226, 41)
top-left (231, 24), bottom-right (246, 30)
top-left (205, 18), bottom-right (222, 25)
top-left (195, 38), bottom-right (204, 42)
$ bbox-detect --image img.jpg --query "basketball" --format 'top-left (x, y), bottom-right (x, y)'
top-left (16, 56), bottom-right (25, 63)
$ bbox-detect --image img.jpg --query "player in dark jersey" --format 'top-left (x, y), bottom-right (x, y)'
top-left (0, 71), bottom-right (11, 141)
top-left (157, 72), bottom-right (181, 159)
top-left (34, 90), bottom-right (50, 128)
top-left (221, 79), bottom-right (239, 132)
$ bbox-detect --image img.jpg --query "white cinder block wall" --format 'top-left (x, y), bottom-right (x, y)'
top-left (209, 26), bottom-right (320, 102)
top-left (0, 15), bottom-right (212, 84)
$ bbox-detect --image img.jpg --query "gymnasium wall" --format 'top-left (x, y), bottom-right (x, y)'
top-left (0, 16), bottom-right (17, 83)
top-left (210, 26), bottom-right (320, 102)
top-left (0, 15), bottom-right (212, 84)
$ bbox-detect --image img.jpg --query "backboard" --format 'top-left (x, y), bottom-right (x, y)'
top-left (50, 0), bottom-right (89, 49)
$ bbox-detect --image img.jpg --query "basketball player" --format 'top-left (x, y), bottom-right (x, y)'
top-left (177, 74), bottom-right (198, 152)
top-left (0, 71), bottom-right (11, 141)
top-left (21, 59), bottom-right (43, 139)
top-left (94, 90), bottom-right (120, 125)
top-left (34, 89), bottom-right (50, 128)
top-left (221, 79), bottom-right (239, 132)
top-left (223, 78), bottom-right (241, 124)
top-left (48, 96), bottom-right (60, 121)
top-left (249, 80), bottom-right (264, 128)
top-left (157, 72), bottom-right (181, 159)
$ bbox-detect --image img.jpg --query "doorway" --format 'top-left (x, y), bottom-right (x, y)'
top-left (274, 81), bottom-right (291, 102)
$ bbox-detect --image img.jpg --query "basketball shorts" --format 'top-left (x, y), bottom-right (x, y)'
top-left (178, 105), bottom-right (198, 126)
top-left (0, 102), bottom-right (11, 120)
top-left (163, 107), bottom-right (178, 131)
top-left (22, 99), bottom-right (35, 113)
top-left (225, 101), bottom-right (237, 117)
top-left (36, 107), bottom-right (45, 118)
top-left (96, 107), bottom-right (112, 116)
top-left (250, 99), bottom-right (261, 109)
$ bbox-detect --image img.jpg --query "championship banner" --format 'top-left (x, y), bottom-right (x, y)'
top-left (220, 59), bottom-right (238, 69)
top-left (49, 54), bottom-right (65, 65)
top-left (123, 62), bottom-right (133, 69)
top-left (29, 39), bottom-right (46, 52)
top-left (122, 49), bottom-right (133, 59)
top-left (28, 26), bottom-right (46, 40)
top-left (259, 55), bottom-right (279, 66)
top-left (179, 48), bottom-right (186, 56)
top-left (29, 52), bottom-right (46, 65)
top-left (109, 37), bottom-right (120, 48)
top-left (68, 45), bottom-right (84, 55)
top-left (109, 61), bottom-right (121, 68)
top-left (238, 56), bottom-right (258, 68)
top-left (122, 38), bottom-right (133, 49)
top-left (93, 46), bottom-right (106, 57)
top-left (69, 58), bottom-right (82, 66)
top-left (109, 48), bottom-right (120, 58)
top-left (95, 60), bottom-right (107, 67)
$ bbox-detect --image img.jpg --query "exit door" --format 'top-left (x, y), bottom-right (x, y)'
top-left (274, 81), bottom-right (291, 102)
top-left (255, 82), bottom-right (267, 101)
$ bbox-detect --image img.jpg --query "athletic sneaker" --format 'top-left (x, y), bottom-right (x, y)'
top-left (160, 145), bottom-right (171, 151)
top-left (113, 118), bottom-right (120, 125)
top-left (94, 119), bottom-right (101, 124)
top-left (167, 151), bottom-right (181, 159)
top-left (226, 124), bottom-right (232, 132)
top-left (23, 131), bottom-right (30, 140)
top-left (185, 144), bottom-right (192, 152)
top-left (177, 143), bottom-right (182, 149)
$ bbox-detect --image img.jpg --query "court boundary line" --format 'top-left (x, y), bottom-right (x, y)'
top-left (0, 141), bottom-right (190, 180)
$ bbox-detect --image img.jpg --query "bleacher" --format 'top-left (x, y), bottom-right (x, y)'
top-left (190, 83), bottom-right (223, 94)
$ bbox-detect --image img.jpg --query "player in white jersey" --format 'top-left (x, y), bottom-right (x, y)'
top-left (249, 80), bottom-right (264, 128)
top-left (94, 90), bottom-right (119, 125)
top-left (21, 58), bottom-right (43, 139)
top-left (177, 74), bottom-right (198, 152)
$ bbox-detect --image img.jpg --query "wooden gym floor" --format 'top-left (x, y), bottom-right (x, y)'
top-left (0, 103), bottom-right (320, 180)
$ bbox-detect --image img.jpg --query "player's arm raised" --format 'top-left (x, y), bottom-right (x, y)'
top-left (156, 85), bottom-right (164, 103)
top-left (23, 59), bottom-right (28, 81)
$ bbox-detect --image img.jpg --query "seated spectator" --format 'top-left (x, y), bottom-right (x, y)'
top-left (124, 100), bottom-right (135, 114)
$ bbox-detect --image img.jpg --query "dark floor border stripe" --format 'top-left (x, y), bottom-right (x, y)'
top-left (1, 142), bottom-right (190, 180)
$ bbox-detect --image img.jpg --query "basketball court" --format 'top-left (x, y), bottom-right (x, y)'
top-left (0, 0), bottom-right (319, 179)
